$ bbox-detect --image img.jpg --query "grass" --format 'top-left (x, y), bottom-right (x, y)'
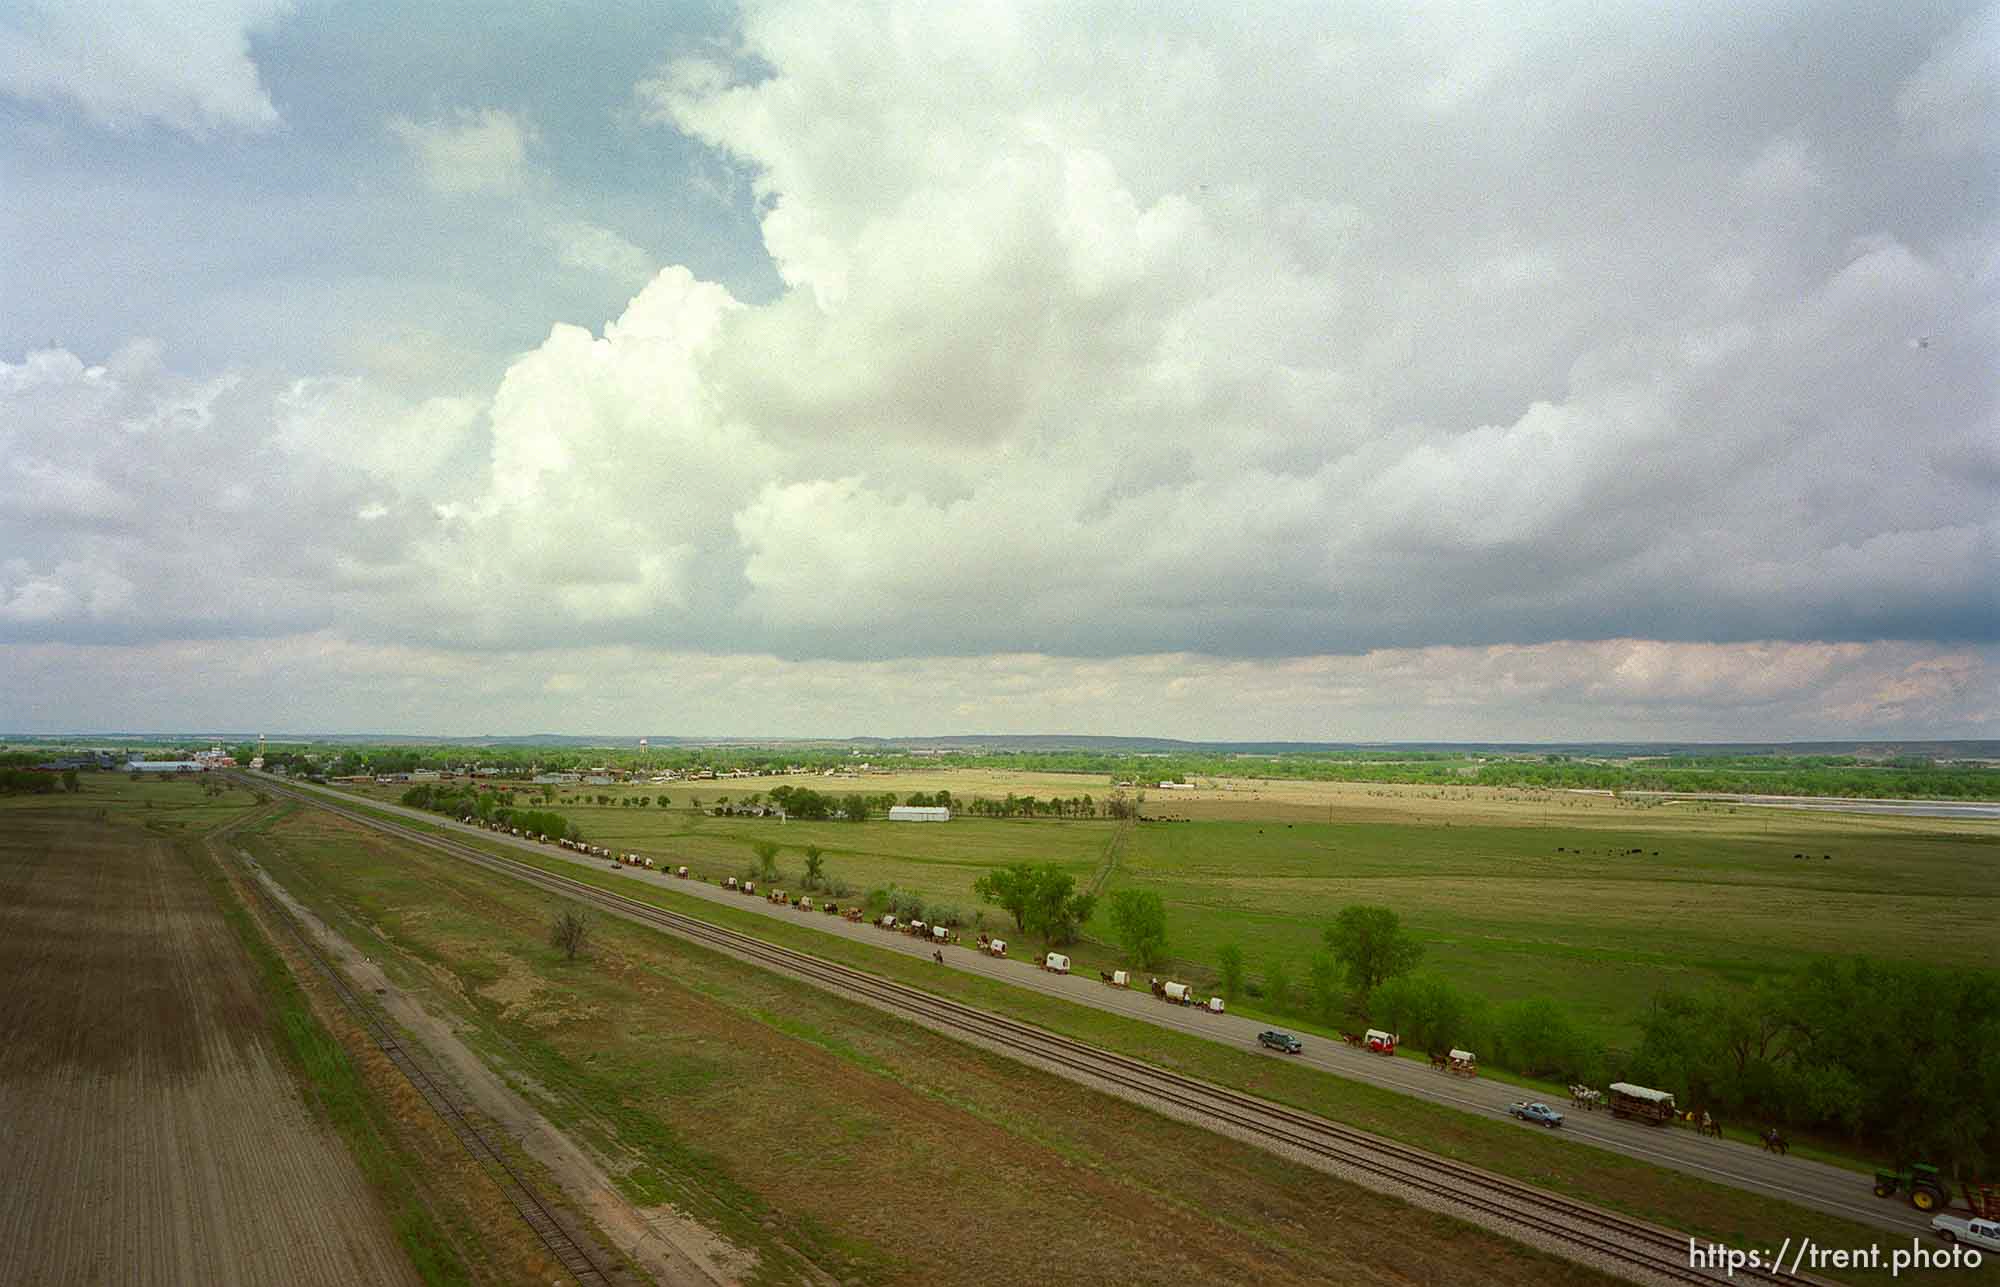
top-left (243, 802), bottom-right (1630, 1287)
top-left (328, 772), bottom-right (2000, 1053)
top-left (296, 790), bottom-right (1925, 1283)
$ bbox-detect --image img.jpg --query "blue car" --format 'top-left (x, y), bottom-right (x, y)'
top-left (1508, 1101), bottom-right (1565, 1127)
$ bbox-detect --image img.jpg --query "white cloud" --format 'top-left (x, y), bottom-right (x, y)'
top-left (0, 0), bottom-right (290, 135)
top-left (3, 3), bottom-right (1995, 740)
top-left (548, 221), bottom-right (655, 286)
top-left (387, 108), bottom-right (533, 194)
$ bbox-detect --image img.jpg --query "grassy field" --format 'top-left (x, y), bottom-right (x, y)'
top-left (331, 770), bottom-right (2000, 1050)
top-left (239, 800), bottom-right (1628, 1287)
top-left (264, 791), bottom-right (1949, 1284)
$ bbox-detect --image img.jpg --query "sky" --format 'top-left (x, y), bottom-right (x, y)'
top-left (2, 0), bottom-right (1995, 740)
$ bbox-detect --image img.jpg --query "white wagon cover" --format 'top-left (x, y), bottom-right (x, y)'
top-left (1608, 1082), bottom-right (1676, 1103)
top-left (1449, 1048), bottom-right (1477, 1063)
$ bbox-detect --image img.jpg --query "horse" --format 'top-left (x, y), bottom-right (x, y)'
top-left (1429, 1052), bottom-right (1451, 1072)
top-left (1761, 1128), bottom-right (1789, 1155)
top-left (1340, 1032), bottom-right (1365, 1048)
top-left (1698, 1111), bottom-right (1722, 1139)
top-left (932, 950), bottom-right (944, 964)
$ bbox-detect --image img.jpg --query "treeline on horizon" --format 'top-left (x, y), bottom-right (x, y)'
top-left (228, 743), bottom-right (2000, 802)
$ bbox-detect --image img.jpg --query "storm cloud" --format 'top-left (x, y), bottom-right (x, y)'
top-left (2, 1), bottom-right (1994, 734)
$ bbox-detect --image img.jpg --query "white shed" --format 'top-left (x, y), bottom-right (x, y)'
top-left (888, 806), bottom-right (951, 822)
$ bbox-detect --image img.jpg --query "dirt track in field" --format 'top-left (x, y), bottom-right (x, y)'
top-left (0, 811), bottom-right (419, 1287)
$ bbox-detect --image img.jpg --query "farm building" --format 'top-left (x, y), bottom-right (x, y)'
top-left (126, 760), bottom-right (205, 774)
top-left (888, 805), bottom-right (950, 822)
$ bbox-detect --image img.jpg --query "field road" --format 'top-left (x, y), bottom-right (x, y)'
top-left (264, 776), bottom-right (1933, 1241)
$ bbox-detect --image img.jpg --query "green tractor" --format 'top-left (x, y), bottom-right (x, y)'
top-left (1873, 1163), bottom-right (1950, 1213)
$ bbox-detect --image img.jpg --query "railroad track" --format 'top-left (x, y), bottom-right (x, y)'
top-left (247, 777), bottom-right (1815, 1286)
top-left (209, 809), bottom-right (614, 1287)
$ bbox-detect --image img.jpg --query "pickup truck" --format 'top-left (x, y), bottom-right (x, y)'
top-left (1258, 1030), bottom-right (1303, 1054)
top-left (1931, 1213), bottom-right (2000, 1251)
top-left (1507, 1101), bottom-right (1564, 1128)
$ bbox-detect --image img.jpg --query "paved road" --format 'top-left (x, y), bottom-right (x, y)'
top-left (275, 777), bottom-right (1934, 1239)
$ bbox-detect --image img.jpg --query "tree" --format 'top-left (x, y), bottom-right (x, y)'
top-left (1015, 865), bottom-right (1095, 945)
top-left (1306, 951), bottom-right (1344, 1024)
top-left (1492, 997), bottom-right (1590, 1079)
top-left (549, 909), bottom-right (589, 962)
top-left (1371, 974), bottom-right (1477, 1053)
top-left (657, 794), bottom-right (672, 807)
top-left (1263, 958), bottom-right (1294, 1012)
top-left (802, 845), bottom-right (825, 889)
top-left (1107, 889), bottom-right (1169, 968)
top-left (972, 862), bottom-right (1039, 932)
top-left (1216, 943), bottom-right (1245, 1000)
top-left (840, 794), bottom-right (870, 822)
top-left (753, 841), bottom-right (781, 881)
top-left (1323, 904), bottom-right (1424, 1010)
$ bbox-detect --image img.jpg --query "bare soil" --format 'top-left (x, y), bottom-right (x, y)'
top-left (252, 862), bottom-right (755, 1285)
top-left (0, 810), bottom-right (420, 1286)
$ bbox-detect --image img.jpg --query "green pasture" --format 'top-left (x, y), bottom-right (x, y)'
top-left (1104, 817), bottom-right (2000, 1044)
top-left (332, 779), bottom-right (2000, 1048)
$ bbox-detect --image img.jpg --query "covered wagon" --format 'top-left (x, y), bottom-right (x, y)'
top-left (1607, 1082), bottom-right (1678, 1125)
top-left (1043, 952), bottom-right (1070, 974)
top-left (987, 938), bottom-right (1007, 957)
top-left (1162, 981), bottom-right (1194, 1005)
top-left (1364, 1029), bottom-right (1398, 1055)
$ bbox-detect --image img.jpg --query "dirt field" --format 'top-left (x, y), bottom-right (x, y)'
top-left (0, 809), bottom-right (420, 1286)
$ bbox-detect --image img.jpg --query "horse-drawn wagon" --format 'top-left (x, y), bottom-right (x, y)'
top-left (1607, 1082), bottom-right (1677, 1125)
top-left (987, 938), bottom-right (1006, 957)
top-left (1043, 952), bottom-right (1071, 974)
top-left (1364, 1029), bottom-right (1397, 1055)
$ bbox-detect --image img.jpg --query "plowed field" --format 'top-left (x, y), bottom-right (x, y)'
top-left (0, 810), bottom-right (419, 1286)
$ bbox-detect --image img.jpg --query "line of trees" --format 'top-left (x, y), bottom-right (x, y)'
top-left (1086, 889), bottom-right (1999, 1171)
top-left (1221, 903), bottom-right (2000, 1173)
top-left (399, 783), bottom-right (580, 843)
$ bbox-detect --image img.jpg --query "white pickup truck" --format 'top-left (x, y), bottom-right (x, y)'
top-left (1931, 1213), bottom-right (2000, 1251)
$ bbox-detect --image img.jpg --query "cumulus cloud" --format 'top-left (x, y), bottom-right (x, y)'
top-left (388, 108), bottom-right (533, 194)
top-left (0, 0), bottom-right (290, 135)
top-left (4, 2), bottom-right (1997, 735)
